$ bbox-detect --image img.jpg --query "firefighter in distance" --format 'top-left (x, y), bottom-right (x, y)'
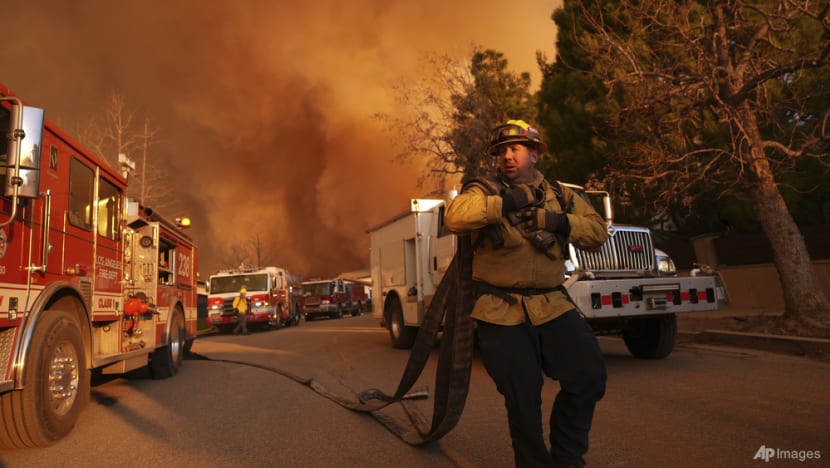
top-left (232, 287), bottom-right (251, 335)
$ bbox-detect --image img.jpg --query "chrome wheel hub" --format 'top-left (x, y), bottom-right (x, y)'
top-left (48, 341), bottom-right (80, 416)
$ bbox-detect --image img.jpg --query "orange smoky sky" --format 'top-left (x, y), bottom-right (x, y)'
top-left (0, 0), bottom-right (562, 279)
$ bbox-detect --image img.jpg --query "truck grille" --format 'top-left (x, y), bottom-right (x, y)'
top-left (220, 298), bottom-right (236, 316)
top-left (574, 226), bottom-right (654, 273)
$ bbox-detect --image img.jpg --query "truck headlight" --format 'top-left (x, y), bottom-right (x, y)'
top-left (655, 250), bottom-right (677, 276)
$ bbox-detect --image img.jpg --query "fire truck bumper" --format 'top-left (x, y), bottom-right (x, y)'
top-left (208, 314), bottom-right (236, 325)
top-left (303, 305), bottom-right (334, 319)
top-left (246, 313), bottom-right (270, 323)
top-left (569, 275), bottom-right (728, 319)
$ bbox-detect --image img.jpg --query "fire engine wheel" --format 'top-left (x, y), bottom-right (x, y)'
top-left (150, 310), bottom-right (185, 379)
top-left (273, 306), bottom-right (284, 330)
top-left (0, 310), bottom-right (90, 449)
top-left (351, 302), bottom-right (362, 317)
top-left (387, 296), bottom-right (416, 349)
top-left (291, 305), bottom-right (301, 326)
top-left (622, 314), bottom-right (677, 359)
top-left (333, 304), bottom-right (343, 319)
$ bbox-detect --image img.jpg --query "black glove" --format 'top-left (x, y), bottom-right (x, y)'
top-left (500, 184), bottom-right (543, 216)
top-left (515, 207), bottom-right (570, 234)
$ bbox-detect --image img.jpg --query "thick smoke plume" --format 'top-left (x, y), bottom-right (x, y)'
top-left (0, 0), bottom-right (560, 278)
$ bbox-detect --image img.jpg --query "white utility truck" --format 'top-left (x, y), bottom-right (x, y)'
top-left (368, 186), bottom-right (728, 359)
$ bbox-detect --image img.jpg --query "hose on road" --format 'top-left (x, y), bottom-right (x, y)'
top-left (187, 235), bottom-right (475, 446)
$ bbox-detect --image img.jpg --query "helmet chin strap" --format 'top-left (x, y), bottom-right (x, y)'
top-left (497, 168), bottom-right (536, 186)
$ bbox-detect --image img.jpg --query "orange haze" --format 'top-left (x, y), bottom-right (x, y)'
top-left (0, 0), bottom-right (562, 278)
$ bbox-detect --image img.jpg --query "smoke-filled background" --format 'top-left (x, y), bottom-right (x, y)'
top-left (0, 0), bottom-right (561, 279)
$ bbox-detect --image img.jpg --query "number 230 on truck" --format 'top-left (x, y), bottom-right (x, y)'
top-left (0, 84), bottom-right (199, 449)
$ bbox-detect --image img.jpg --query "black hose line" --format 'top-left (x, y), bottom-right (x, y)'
top-left (187, 235), bottom-right (475, 446)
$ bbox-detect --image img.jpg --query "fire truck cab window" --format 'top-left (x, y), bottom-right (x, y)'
top-left (68, 158), bottom-right (94, 230)
top-left (0, 107), bottom-right (9, 175)
top-left (158, 241), bottom-right (175, 284)
top-left (97, 178), bottom-right (122, 240)
top-left (436, 206), bottom-right (449, 237)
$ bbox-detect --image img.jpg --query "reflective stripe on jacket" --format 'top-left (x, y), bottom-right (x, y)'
top-left (444, 170), bottom-right (608, 325)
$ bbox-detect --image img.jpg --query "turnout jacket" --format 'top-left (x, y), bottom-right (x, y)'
top-left (233, 295), bottom-right (250, 314)
top-left (444, 170), bottom-right (608, 326)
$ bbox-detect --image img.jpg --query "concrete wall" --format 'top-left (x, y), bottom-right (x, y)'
top-left (714, 260), bottom-right (830, 310)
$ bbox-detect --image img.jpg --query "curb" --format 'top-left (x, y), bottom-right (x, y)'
top-left (679, 329), bottom-right (830, 360)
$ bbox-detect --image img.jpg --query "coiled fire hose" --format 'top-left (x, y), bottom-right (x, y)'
top-left (189, 235), bottom-right (475, 445)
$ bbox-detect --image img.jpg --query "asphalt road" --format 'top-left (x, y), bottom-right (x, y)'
top-left (1, 314), bottom-right (827, 468)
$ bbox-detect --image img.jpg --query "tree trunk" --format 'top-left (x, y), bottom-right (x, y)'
top-left (740, 107), bottom-right (830, 329)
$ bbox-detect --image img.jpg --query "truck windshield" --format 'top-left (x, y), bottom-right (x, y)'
top-left (303, 282), bottom-right (332, 296)
top-left (210, 273), bottom-right (269, 294)
top-left (0, 106), bottom-right (9, 167)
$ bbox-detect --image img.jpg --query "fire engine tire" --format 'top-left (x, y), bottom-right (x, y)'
top-left (333, 304), bottom-right (343, 319)
top-left (273, 304), bottom-right (284, 329)
top-left (387, 296), bottom-right (417, 349)
top-left (0, 310), bottom-right (90, 449)
top-left (622, 314), bottom-right (677, 359)
top-left (150, 310), bottom-right (185, 379)
top-left (351, 302), bottom-right (362, 317)
top-left (291, 305), bottom-right (301, 326)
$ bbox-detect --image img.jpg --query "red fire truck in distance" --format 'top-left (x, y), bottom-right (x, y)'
top-left (207, 266), bottom-right (303, 332)
top-left (0, 84), bottom-right (198, 448)
top-left (301, 278), bottom-right (366, 320)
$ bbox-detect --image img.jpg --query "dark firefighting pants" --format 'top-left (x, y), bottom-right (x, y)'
top-left (476, 309), bottom-right (607, 467)
top-left (233, 313), bottom-right (248, 334)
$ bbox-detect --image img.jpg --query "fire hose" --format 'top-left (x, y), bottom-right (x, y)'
top-left (188, 235), bottom-right (475, 445)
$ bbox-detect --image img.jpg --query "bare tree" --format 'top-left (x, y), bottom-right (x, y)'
top-left (134, 117), bottom-right (173, 212)
top-left (85, 91), bottom-right (138, 169)
top-left (74, 91), bottom-right (171, 210)
top-left (375, 47), bottom-right (538, 190)
top-left (552, 0), bottom-right (830, 332)
top-left (247, 232), bottom-right (274, 268)
top-left (222, 243), bottom-right (251, 270)
top-left (220, 231), bottom-right (276, 270)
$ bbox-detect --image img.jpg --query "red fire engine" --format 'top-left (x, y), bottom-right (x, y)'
top-left (207, 266), bottom-right (303, 332)
top-left (301, 278), bottom-right (367, 320)
top-left (0, 84), bottom-right (199, 448)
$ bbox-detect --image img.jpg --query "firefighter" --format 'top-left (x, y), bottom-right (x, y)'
top-left (445, 119), bottom-right (608, 467)
top-left (232, 286), bottom-right (250, 335)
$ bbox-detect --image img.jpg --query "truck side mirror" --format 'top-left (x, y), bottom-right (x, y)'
top-left (3, 104), bottom-right (44, 199)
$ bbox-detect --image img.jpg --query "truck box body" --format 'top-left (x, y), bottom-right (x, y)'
top-left (369, 194), bottom-right (727, 357)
